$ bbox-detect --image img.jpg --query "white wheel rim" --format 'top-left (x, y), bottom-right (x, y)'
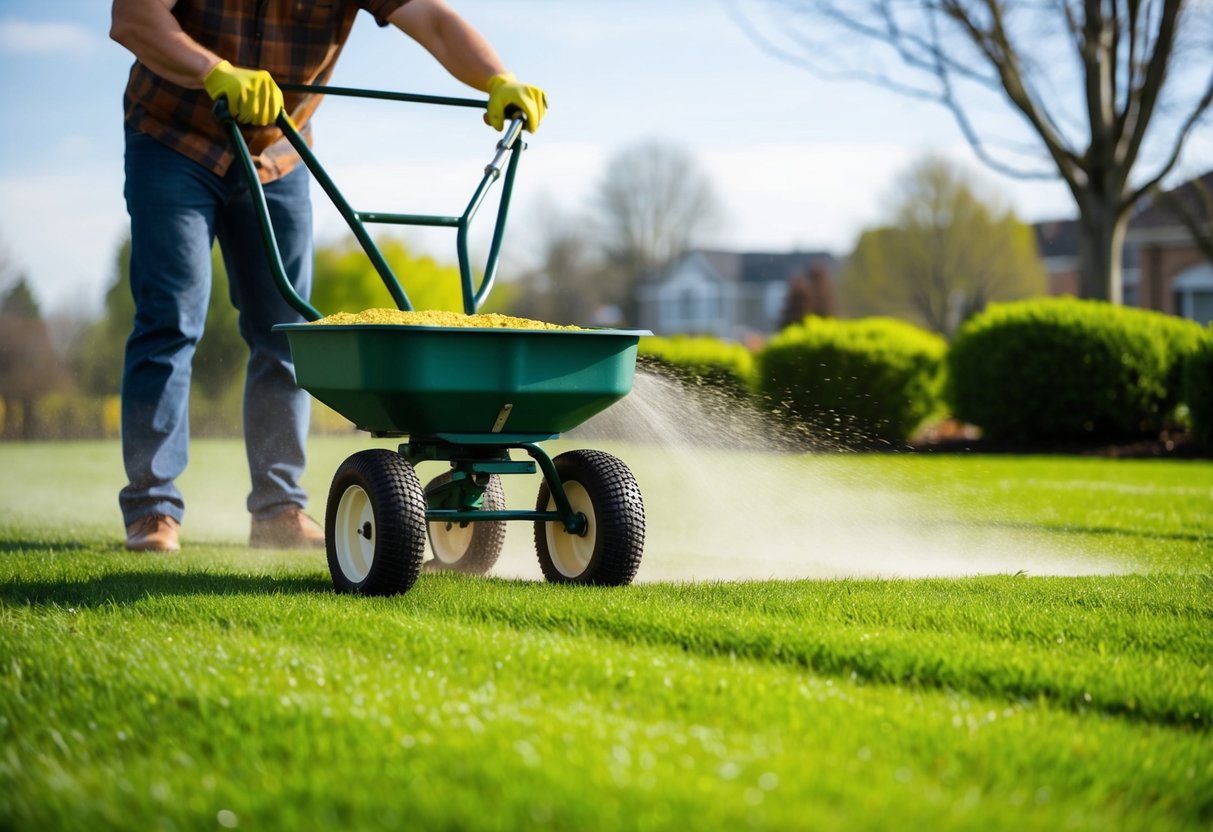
top-left (429, 520), bottom-right (473, 565)
top-left (545, 481), bottom-right (595, 578)
top-left (334, 484), bottom-right (375, 583)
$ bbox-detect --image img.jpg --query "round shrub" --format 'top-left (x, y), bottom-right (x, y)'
top-left (638, 335), bottom-right (754, 397)
top-left (1184, 329), bottom-right (1213, 449)
top-left (756, 316), bottom-right (947, 446)
top-left (948, 298), bottom-right (1205, 442)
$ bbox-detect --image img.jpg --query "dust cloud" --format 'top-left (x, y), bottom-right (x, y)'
top-left (489, 368), bottom-right (1125, 582)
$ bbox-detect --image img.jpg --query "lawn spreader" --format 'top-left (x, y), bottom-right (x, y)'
top-left (217, 87), bottom-right (648, 596)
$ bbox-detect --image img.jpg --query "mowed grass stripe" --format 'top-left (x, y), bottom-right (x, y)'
top-left (405, 575), bottom-right (1213, 728)
top-left (3, 552), bottom-right (1210, 728)
top-left (2, 596), bottom-right (1210, 832)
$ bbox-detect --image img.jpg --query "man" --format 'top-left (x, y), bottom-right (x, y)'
top-left (110, 0), bottom-right (546, 552)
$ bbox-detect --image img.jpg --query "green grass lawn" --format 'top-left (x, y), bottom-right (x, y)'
top-left (1, 437), bottom-right (1210, 830)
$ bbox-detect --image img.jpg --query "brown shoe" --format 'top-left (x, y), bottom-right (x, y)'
top-left (250, 507), bottom-right (325, 549)
top-left (125, 515), bottom-right (181, 552)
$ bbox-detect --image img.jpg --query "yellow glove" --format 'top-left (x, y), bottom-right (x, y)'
top-left (203, 60), bottom-right (284, 127)
top-left (485, 73), bottom-right (547, 132)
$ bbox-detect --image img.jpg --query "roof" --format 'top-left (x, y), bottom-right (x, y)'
top-left (1034, 219), bottom-right (1080, 260)
top-left (1130, 170), bottom-right (1213, 231)
top-left (1033, 169), bottom-right (1213, 256)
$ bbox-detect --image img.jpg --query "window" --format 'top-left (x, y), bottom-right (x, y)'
top-left (680, 289), bottom-right (697, 323)
top-left (1192, 291), bottom-right (1213, 327)
top-left (1173, 264), bottom-right (1213, 326)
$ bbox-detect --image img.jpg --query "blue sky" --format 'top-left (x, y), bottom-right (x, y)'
top-left (1, 0), bottom-right (1203, 314)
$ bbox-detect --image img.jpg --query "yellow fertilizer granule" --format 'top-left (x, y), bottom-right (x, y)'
top-left (312, 308), bottom-right (580, 330)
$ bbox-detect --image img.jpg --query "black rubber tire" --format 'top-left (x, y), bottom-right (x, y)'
top-left (424, 471), bottom-right (507, 575)
top-left (326, 449), bottom-right (427, 596)
top-left (534, 449), bottom-right (645, 586)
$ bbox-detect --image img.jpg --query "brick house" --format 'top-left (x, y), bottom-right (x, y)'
top-left (1127, 171), bottom-right (1213, 324)
top-left (1035, 170), bottom-right (1212, 325)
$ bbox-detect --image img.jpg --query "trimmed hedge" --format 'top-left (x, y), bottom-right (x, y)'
top-left (948, 298), bottom-right (1204, 442)
top-left (638, 335), bottom-right (755, 397)
top-left (756, 316), bottom-right (947, 446)
top-left (1184, 328), bottom-right (1213, 449)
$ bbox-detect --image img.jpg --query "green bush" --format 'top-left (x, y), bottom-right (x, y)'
top-left (1184, 328), bottom-right (1213, 449)
top-left (755, 316), bottom-right (947, 446)
top-left (638, 335), bottom-right (754, 396)
top-left (948, 298), bottom-right (1205, 442)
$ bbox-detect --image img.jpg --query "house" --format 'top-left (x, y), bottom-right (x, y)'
top-left (1033, 219), bottom-right (1082, 297)
top-left (1127, 171), bottom-right (1213, 325)
top-left (1034, 219), bottom-right (1143, 303)
top-left (635, 249), bottom-right (838, 341)
top-left (1034, 170), bottom-right (1212, 325)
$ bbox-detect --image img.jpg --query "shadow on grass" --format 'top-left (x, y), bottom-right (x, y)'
top-left (899, 518), bottom-right (1210, 544)
top-left (981, 521), bottom-right (1211, 544)
top-left (0, 570), bottom-right (330, 608)
top-left (0, 539), bottom-right (95, 554)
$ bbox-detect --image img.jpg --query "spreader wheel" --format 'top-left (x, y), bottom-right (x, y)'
top-left (534, 449), bottom-right (645, 585)
top-left (326, 449), bottom-right (427, 596)
top-left (424, 471), bottom-right (507, 575)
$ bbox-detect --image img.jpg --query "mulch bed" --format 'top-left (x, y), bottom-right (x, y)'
top-left (908, 425), bottom-right (1210, 460)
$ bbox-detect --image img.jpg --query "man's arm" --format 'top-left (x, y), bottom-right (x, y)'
top-left (111, 0), bottom-right (282, 125)
top-left (389, 0), bottom-right (546, 131)
top-left (110, 0), bottom-right (221, 88)
top-left (387, 0), bottom-right (506, 91)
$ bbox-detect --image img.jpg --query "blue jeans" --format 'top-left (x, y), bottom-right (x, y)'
top-left (120, 128), bottom-right (313, 527)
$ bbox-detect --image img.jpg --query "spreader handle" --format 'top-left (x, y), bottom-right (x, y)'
top-left (215, 85), bottom-right (528, 319)
top-left (487, 116), bottom-right (527, 177)
top-left (213, 98), bottom-right (323, 321)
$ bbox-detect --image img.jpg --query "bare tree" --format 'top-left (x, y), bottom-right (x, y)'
top-left (731, 0), bottom-right (1213, 303)
top-left (593, 142), bottom-right (725, 319)
top-left (508, 198), bottom-right (616, 326)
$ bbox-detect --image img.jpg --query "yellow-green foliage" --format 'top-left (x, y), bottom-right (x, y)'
top-left (949, 298), bottom-right (1205, 441)
top-left (25, 394), bottom-right (121, 440)
top-left (756, 317), bottom-right (947, 446)
top-left (638, 335), bottom-right (754, 396)
top-left (311, 400), bottom-right (355, 435)
top-left (102, 396), bottom-right (121, 437)
top-left (312, 236), bottom-right (513, 316)
top-left (840, 158), bottom-right (1047, 334)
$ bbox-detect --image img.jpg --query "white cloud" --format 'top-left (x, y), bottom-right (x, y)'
top-left (0, 20), bottom-right (99, 54)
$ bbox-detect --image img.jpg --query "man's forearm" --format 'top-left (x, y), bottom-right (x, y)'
top-left (110, 0), bottom-right (220, 87)
top-left (389, 0), bottom-right (506, 91)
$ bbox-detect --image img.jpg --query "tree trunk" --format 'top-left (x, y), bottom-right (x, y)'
top-left (1075, 199), bottom-right (1130, 303)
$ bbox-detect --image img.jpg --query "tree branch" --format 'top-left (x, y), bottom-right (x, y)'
top-left (1127, 69), bottom-right (1213, 206)
top-left (1155, 178), bottom-right (1213, 263)
top-left (1115, 0), bottom-right (1182, 188)
top-left (940, 0), bottom-right (1084, 188)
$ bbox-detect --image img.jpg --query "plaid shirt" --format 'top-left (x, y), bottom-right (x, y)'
top-left (124, 0), bottom-right (410, 183)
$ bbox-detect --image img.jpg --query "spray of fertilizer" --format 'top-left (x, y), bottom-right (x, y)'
top-left (490, 366), bottom-right (1124, 582)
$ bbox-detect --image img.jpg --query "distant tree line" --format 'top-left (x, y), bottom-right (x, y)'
top-left (0, 140), bottom-right (1155, 441)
